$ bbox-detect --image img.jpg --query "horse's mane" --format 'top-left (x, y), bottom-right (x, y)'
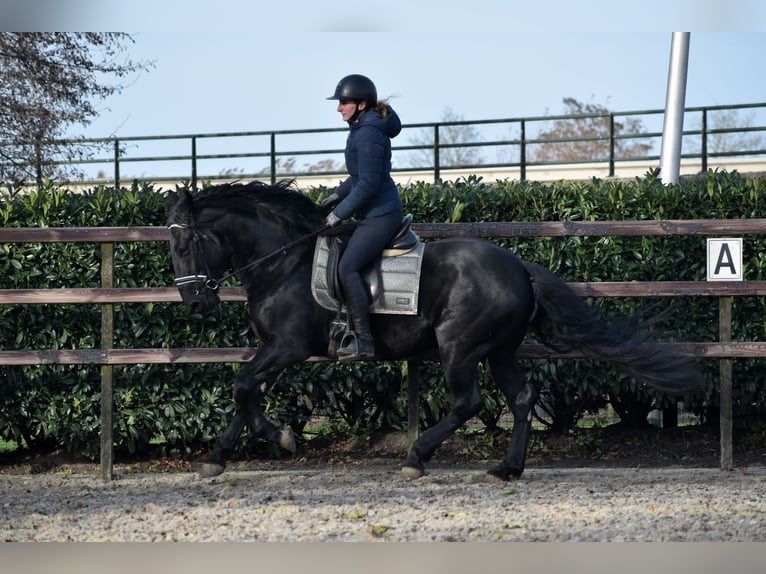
top-left (191, 179), bottom-right (325, 234)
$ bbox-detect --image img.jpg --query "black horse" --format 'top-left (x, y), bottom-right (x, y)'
top-left (167, 180), bottom-right (703, 481)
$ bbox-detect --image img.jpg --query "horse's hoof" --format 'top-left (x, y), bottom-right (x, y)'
top-left (485, 469), bottom-right (510, 483)
top-left (198, 463), bottom-right (225, 479)
top-left (278, 425), bottom-right (296, 453)
top-left (486, 465), bottom-right (518, 482)
top-left (400, 464), bottom-right (424, 480)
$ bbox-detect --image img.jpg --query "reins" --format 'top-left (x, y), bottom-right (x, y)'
top-left (213, 225), bottom-right (329, 288)
top-left (170, 221), bottom-right (329, 293)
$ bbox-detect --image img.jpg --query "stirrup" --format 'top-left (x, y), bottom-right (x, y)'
top-left (337, 331), bottom-right (375, 361)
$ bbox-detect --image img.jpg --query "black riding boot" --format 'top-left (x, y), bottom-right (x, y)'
top-left (338, 276), bottom-right (375, 361)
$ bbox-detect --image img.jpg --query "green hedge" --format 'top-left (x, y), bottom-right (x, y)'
top-left (0, 171), bottom-right (765, 458)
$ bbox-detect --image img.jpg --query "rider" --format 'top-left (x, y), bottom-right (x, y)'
top-left (322, 74), bottom-right (404, 361)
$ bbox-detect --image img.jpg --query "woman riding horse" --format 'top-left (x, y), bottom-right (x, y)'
top-left (167, 180), bottom-right (706, 481)
top-left (322, 74), bottom-right (404, 361)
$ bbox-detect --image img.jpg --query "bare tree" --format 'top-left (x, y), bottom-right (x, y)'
top-left (688, 108), bottom-right (765, 157)
top-left (406, 107), bottom-right (485, 168)
top-left (530, 97), bottom-right (651, 162)
top-left (0, 33), bottom-right (152, 183)
top-left (256, 157), bottom-right (344, 177)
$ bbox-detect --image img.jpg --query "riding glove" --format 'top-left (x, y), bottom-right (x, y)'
top-left (320, 192), bottom-right (340, 207)
top-left (325, 211), bottom-right (342, 227)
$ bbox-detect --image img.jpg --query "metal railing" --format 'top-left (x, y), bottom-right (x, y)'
top-left (9, 102), bottom-right (765, 189)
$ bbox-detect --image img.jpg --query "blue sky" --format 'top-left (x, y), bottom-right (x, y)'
top-left (7, 1), bottom-right (763, 178)
top-left (67, 29), bottom-right (764, 179)
top-left (86, 31), bottom-right (765, 138)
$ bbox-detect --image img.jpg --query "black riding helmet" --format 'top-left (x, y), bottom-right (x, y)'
top-left (327, 74), bottom-right (377, 103)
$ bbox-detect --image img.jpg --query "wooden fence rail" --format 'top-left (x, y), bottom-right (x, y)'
top-left (2, 220), bottom-right (765, 478)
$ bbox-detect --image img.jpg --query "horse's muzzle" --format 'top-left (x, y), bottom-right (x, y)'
top-left (177, 284), bottom-right (220, 314)
top-left (184, 292), bottom-right (220, 314)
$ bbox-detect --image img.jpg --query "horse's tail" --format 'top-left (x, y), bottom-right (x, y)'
top-left (521, 260), bottom-right (706, 395)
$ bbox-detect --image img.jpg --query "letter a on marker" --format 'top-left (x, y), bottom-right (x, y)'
top-left (715, 243), bottom-right (737, 275)
top-left (707, 238), bottom-right (742, 281)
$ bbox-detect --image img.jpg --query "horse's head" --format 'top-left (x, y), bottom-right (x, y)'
top-left (168, 179), bottom-right (326, 314)
top-left (167, 190), bottom-right (228, 314)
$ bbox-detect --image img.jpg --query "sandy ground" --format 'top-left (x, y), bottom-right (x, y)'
top-left (2, 459), bottom-right (765, 542)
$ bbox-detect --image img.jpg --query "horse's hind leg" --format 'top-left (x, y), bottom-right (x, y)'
top-left (485, 353), bottom-right (538, 482)
top-left (401, 362), bottom-right (483, 479)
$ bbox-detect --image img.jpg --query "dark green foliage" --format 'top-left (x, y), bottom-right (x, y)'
top-left (0, 171), bottom-right (764, 458)
top-left (399, 171), bottom-right (766, 432)
top-left (0, 181), bottom-right (250, 457)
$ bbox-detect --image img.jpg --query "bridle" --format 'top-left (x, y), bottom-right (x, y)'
top-left (169, 217), bottom-right (328, 295)
top-left (168, 221), bottom-right (221, 294)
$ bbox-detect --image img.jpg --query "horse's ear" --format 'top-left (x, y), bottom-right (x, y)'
top-left (168, 189), bottom-right (193, 209)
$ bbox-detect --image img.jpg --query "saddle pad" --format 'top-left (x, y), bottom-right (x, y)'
top-left (311, 236), bottom-right (425, 315)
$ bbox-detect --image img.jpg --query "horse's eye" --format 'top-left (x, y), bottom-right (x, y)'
top-left (172, 238), bottom-right (192, 257)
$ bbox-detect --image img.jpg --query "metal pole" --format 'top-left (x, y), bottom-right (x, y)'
top-left (113, 139), bottom-right (120, 190)
top-left (191, 136), bottom-right (198, 191)
top-left (701, 108), bottom-right (709, 173)
top-left (270, 133), bottom-right (277, 185)
top-left (433, 126), bottom-right (440, 183)
top-left (519, 120), bottom-right (526, 182)
top-left (659, 32), bottom-right (691, 185)
top-left (608, 114), bottom-right (615, 177)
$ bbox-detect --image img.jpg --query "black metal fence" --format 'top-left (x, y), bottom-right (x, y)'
top-left (13, 102), bottom-right (766, 188)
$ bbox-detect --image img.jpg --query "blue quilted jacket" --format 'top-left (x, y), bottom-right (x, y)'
top-left (332, 106), bottom-right (403, 220)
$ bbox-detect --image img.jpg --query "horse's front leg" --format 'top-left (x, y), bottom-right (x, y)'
top-left (199, 344), bottom-right (304, 478)
top-left (245, 385), bottom-right (296, 457)
top-left (199, 406), bottom-right (249, 478)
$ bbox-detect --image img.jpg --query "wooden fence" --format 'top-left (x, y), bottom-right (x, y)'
top-left (3, 220), bottom-right (766, 479)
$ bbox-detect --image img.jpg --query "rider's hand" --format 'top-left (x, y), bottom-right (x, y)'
top-left (325, 211), bottom-right (342, 227)
top-left (320, 193), bottom-right (340, 207)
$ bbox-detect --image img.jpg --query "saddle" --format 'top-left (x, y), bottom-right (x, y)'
top-left (382, 213), bottom-right (420, 256)
top-left (311, 214), bottom-right (425, 317)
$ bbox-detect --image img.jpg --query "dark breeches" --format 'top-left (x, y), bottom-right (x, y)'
top-left (338, 210), bottom-right (402, 291)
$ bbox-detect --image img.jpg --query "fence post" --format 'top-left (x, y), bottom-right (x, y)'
top-left (113, 139), bottom-right (120, 190)
top-left (270, 133), bottom-right (277, 186)
top-left (191, 136), bottom-right (198, 191)
top-left (100, 243), bottom-right (115, 480)
top-left (608, 114), bottom-right (615, 177)
top-left (519, 120), bottom-right (526, 182)
top-left (406, 359), bottom-right (420, 448)
top-left (433, 126), bottom-right (440, 183)
top-left (701, 109), bottom-right (708, 173)
top-left (719, 296), bottom-right (733, 470)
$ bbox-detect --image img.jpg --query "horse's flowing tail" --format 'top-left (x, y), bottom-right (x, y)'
top-left (522, 261), bottom-right (706, 395)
